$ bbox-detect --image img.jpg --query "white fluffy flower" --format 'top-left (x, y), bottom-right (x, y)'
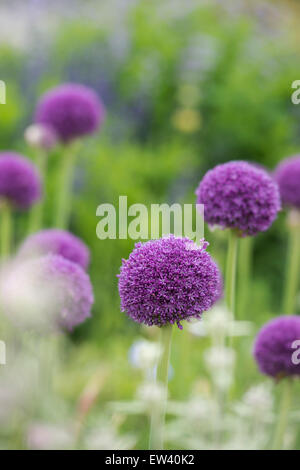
top-left (128, 339), bottom-right (161, 370)
top-left (136, 383), bottom-right (165, 410)
top-left (188, 305), bottom-right (253, 341)
top-left (204, 346), bottom-right (236, 391)
top-left (234, 383), bottom-right (274, 423)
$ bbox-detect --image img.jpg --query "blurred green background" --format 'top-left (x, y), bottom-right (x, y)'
top-left (0, 0), bottom-right (300, 449)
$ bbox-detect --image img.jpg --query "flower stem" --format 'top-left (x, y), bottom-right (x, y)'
top-left (0, 201), bottom-right (12, 258)
top-left (283, 214), bottom-right (300, 314)
top-left (28, 149), bottom-right (47, 234)
top-left (237, 236), bottom-right (253, 320)
top-left (179, 328), bottom-right (191, 398)
top-left (225, 229), bottom-right (239, 318)
top-left (55, 142), bottom-right (79, 229)
top-left (149, 324), bottom-right (173, 450)
top-left (272, 379), bottom-right (293, 450)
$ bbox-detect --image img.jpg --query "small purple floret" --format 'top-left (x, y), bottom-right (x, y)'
top-left (118, 236), bottom-right (222, 329)
top-left (0, 152), bottom-right (42, 209)
top-left (253, 316), bottom-right (300, 379)
top-left (196, 161), bottom-right (281, 236)
top-left (35, 83), bottom-right (105, 142)
top-left (19, 229), bottom-right (90, 270)
top-left (274, 155), bottom-right (300, 209)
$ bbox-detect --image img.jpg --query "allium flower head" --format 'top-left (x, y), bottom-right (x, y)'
top-left (253, 316), bottom-right (300, 379)
top-left (118, 236), bottom-right (222, 329)
top-left (1, 255), bottom-right (93, 332)
top-left (35, 83), bottom-right (105, 142)
top-left (196, 161), bottom-right (281, 236)
top-left (19, 229), bottom-right (90, 270)
top-left (0, 152), bottom-right (42, 209)
top-left (274, 155), bottom-right (300, 209)
top-left (24, 123), bottom-right (58, 151)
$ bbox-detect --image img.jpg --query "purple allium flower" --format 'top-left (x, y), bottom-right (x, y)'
top-left (253, 316), bottom-right (300, 379)
top-left (24, 123), bottom-right (58, 151)
top-left (118, 236), bottom-right (222, 329)
top-left (19, 229), bottom-right (90, 270)
top-left (1, 255), bottom-right (93, 332)
top-left (274, 156), bottom-right (300, 209)
top-left (0, 152), bottom-right (42, 209)
top-left (35, 83), bottom-right (105, 142)
top-left (196, 161), bottom-right (281, 236)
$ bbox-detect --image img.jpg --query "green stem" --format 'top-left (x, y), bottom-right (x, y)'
top-left (1, 202), bottom-right (12, 258)
top-left (272, 379), bottom-right (293, 450)
top-left (179, 328), bottom-right (191, 398)
top-left (28, 150), bottom-right (48, 234)
top-left (149, 324), bottom-right (173, 450)
top-left (225, 229), bottom-right (239, 318)
top-left (54, 142), bottom-right (79, 229)
top-left (283, 220), bottom-right (300, 314)
top-left (237, 236), bottom-right (253, 320)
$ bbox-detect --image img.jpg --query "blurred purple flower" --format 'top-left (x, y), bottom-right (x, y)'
top-left (0, 152), bottom-right (42, 209)
top-left (118, 236), bottom-right (222, 329)
top-left (253, 316), bottom-right (300, 379)
top-left (35, 83), bottom-right (105, 142)
top-left (1, 254), bottom-right (93, 332)
top-left (274, 155), bottom-right (300, 210)
top-left (19, 229), bottom-right (90, 270)
top-left (196, 161), bottom-right (281, 236)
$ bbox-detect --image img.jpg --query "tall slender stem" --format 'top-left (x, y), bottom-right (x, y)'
top-left (149, 324), bottom-right (173, 450)
top-left (237, 236), bottom-right (253, 320)
top-left (55, 142), bottom-right (79, 229)
top-left (28, 149), bottom-right (48, 234)
top-left (272, 379), bottom-right (293, 450)
top-left (283, 213), bottom-right (300, 314)
top-left (0, 202), bottom-right (12, 258)
top-left (179, 328), bottom-right (191, 398)
top-left (225, 229), bottom-right (239, 319)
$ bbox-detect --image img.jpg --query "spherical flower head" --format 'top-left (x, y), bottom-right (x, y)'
top-left (24, 123), bottom-right (58, 151)
top-left (0, 254), bottom-right (94, 333)
top-left (274, 155), bottom-right (300, 209)
top-left (19, 229), bottom-right (90, 270)
top-left (35, 83), bottom-right (105, 142)
top-left (0, 152), bottom-right (42, 209)
top-left (118, 236), bottom-right (222, 329)
top-left (196, 161), bottom-right (281, 236)
top-left (253, 316), bottom-right (300, 379)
